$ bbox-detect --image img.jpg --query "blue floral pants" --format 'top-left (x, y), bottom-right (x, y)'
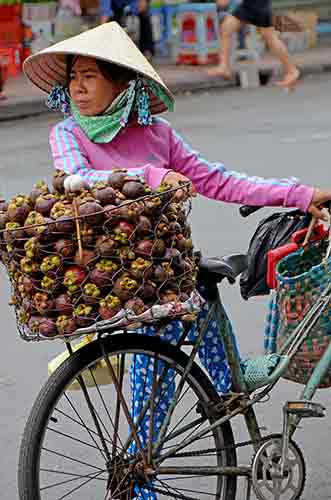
top-left (128, 290), bottom-right (238, 499)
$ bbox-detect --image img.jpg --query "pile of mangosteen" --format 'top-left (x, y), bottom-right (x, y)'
top-left (0, 169), bottom-right (197, 339)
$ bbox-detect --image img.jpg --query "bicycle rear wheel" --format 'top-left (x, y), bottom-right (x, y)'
top-left (18, 333), bottom-right (237, 500)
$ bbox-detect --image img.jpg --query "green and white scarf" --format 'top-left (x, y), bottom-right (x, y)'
top-left (69, 79), bottom-right (173, 144)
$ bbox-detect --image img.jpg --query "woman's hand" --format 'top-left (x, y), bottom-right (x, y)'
top-left (162, 171), bottom-right (197, 200)
top-left (308, 188), bottom-right (331, 220)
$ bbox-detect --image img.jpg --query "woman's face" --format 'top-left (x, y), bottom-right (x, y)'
top-left (69, 56), bottom-right (125, 116)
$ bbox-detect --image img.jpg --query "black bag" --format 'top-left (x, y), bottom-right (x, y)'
top-left (240, 210), bottom-right (310, 300)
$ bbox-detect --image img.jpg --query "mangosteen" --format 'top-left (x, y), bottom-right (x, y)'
top-left (20, 257), bottom-right (39, 275)
top-left (143, 197), bottom-right (162, 217)
top-left (156, 222), bottom-right (169, 239)
top-left (74, 249), bottom-right (97, 268)
top-left (153, 263), bottom-right (174, 283)
top-left (7, 195), bottom-right (31, 223)
top-left (24, 237), bottom-right (42, 259)
top-left (96, 235), bottom-right (118, 257)
top-left (41, 276), bottom-right (59, 293)
top-left (168, 221), bottom-right (182, 236)
top-left (113, 221), bottom-right (134, 244)
top-left (83, 283), bottom-right (101, 304)
top-left (175, 235), bottom-right (190, 253)
top-left (135, 240), bottom-right (153, 257)
top-left (54, 293), bottom-right (74, 316)
top-left (112, 273), bottom-right (138, 301)
top-left (50, 202), bottom-right (74, 233)
top-left (121, 181), bottom-right (147, 199)
top-left (0, 198), bottom-right (8, 213)
top-left (135, 239), bottom-right (166, 258)
top-left (30, 181), bottom-right (50, 205)
top-left (98, 293), bottom-right (122, 320)
top-left (40, 255), bottom-right (62, 276)
top-left (54, 238), bottom-right (76, 258)
top-left (28, 316), bottom-right (57, 337)
top-left (56, 315), bottom-right (77, 335)
top-left (138, 281), bottom-right (157, 302)
top-left (4, 222), bottom-right (25, 245)
top-left (180, 278), bottom-right (195, 295)
top-left (54, 215), bottom-right (74, 234)
top-left (124, 297), bottom-right (146, 315)
top-left (64, 265), bottom-right (87, 289)
top-left (103, 204), bottom-right (118, 222)
top-left (89, 259), bottom-right (118, 288)
top-left (80, 225), bottom-right (94, 246)
top-left (52, 170), bottom-right (68, 194)
top-left (130, 258), bottom-right (153, 280)
top-left (24, 211), bottom-right (47, 237)
top-left (164, 247), bottom-right (182, 263)
top-left (108, 170), bottom-right (127, 190)
top-left (33, 292), bottom-right (54, 315)
top-left (156, 183), bottom-right (174, 203)
top-left (35, 193), bottom-right (57, 216)
top-left (119, 247), bottom-right (136, 263)
top-left (92, 182), bottom-right (117, 206)
top-left (0, 211), bottom-right (8, 230)
top-left (136, 215), bottom-right (152, 237)
top-left (74, 304), bottom-right (96, 327)
top-left (173, 257), bottom-right (192, 276)
top-left (77, 197), bottom-right (103, 225)
top-left (20, 275), bottom-right (40, 295)
top-left (50, 201), bottom-right (73, 218)
top-left (38, 318), bottom-right (57, 337)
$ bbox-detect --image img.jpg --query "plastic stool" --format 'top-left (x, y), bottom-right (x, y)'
top-left (232, 26), bottom-right (263, 64)
top-left (174, 3), bottom-right (219, 65)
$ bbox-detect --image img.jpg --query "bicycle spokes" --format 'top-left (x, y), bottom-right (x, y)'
top-left (34, 344), bottom-right (231, 499)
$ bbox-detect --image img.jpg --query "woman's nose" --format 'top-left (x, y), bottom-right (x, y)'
top-left (74, 76), bottom-right (86, 93)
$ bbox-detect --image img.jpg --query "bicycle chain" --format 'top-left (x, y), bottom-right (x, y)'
top-left (152, 485), bottom-right (200, 500)
top-left (171, 435), bottom-right (272, 458)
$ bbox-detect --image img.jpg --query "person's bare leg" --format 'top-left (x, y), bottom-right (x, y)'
top-left (258, 27), bottom-right (300, 87)
top-left (207, 15), bottom-right (242, 78)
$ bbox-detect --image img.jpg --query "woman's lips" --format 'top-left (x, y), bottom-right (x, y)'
top-left (75, 100), bottom-right (90, 109)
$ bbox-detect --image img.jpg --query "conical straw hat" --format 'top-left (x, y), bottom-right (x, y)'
top-left (23, 22), bottom-right (174, 114)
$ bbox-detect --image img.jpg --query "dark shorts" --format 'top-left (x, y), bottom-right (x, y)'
top-left (232, 1), bottom-right (273, 28)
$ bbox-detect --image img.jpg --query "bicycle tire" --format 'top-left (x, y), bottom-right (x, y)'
top-left (18, 333), bottom-right (237, 500)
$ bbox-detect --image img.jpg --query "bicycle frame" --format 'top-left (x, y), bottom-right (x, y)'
top-left (152, 276), bottom-right (331, 476)
top-left (64, 274), bottom-right (331, 483)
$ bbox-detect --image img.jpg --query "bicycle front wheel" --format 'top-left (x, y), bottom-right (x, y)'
top-left (18, 333), bottom-right (237, 500)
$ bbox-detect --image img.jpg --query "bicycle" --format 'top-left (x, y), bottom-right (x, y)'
top-left (17, 205), bottom-right (331, 500)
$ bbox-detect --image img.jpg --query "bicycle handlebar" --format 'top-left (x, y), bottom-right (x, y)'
top-left (239, 205), bottom-right (262, 218)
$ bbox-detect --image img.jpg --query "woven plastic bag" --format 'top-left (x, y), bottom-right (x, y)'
top-left (264, 240), bottom-right (331, 388)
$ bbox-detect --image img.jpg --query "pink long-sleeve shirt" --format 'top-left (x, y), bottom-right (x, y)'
top-left (49, 116), bottom-right (314, 211)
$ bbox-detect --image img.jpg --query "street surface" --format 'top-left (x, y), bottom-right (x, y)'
top-left (1, 73), bottom-right (331, 499)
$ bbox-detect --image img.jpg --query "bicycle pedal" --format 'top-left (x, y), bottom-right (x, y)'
top-left (284, 401), bottom-right (326, 418)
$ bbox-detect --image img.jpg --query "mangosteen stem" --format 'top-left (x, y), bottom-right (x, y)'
top-left (73, 199), bottom-right (83, 262)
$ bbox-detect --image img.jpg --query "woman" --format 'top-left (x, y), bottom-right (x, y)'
top-left (23, 21), bottom-right (331, 500)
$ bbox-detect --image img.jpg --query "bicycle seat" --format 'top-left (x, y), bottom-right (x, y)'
top-left (198, 254), bottom-right (248, 284)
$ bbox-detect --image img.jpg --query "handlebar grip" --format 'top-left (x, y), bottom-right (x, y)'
top-left (239, 205), bottom-right (262, 218)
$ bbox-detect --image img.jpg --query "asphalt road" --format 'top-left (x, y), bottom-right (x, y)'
top-left (1, 73), bottom-right (331, 500)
